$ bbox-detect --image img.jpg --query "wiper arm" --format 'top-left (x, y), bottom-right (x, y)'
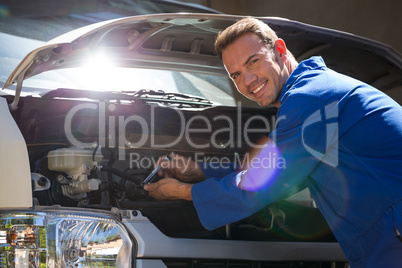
top-left (42, 88), bottom-right (215, 108)
top-left (129, 89), bottom-right (213, 106)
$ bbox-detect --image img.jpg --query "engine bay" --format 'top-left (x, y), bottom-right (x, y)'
top-left (9, 94), bottom-right (336, 243)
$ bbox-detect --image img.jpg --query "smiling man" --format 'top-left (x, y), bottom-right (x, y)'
top-left (145, 18), bottom-right (402, 267)
top-left (220, 29), bottom-right (297, 108)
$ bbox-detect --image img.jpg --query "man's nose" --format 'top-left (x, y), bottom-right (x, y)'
top-left (244, 71), bottom-right (256, 87)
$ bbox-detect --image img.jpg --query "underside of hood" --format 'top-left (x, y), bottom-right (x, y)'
top-left (3, 13), bottom-right (402, 104)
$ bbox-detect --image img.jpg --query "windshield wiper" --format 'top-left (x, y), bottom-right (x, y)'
top-left (128, 89), bottom-right (214, 106)
top-left (41, 88), bottom-right (215, 108)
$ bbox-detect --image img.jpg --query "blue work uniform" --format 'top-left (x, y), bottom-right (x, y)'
top-left (191, 57), bottom-right (402, 267)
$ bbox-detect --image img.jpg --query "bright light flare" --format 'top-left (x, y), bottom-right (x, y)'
top-left (80, 52), bottom-right (119, 91)
top-left (236, 138), bottom-right (284, 192)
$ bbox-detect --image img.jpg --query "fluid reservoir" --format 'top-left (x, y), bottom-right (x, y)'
top-left (0, 97), bottom-right (32, 208)
top-left (48, 147), bottom-right (102, 179)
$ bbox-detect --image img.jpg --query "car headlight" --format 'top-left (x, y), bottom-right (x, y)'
top-left (0, 208), bottom-right (133, 268)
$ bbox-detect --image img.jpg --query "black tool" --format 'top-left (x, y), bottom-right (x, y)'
top-left (142, 154), bottom-right (171, 185)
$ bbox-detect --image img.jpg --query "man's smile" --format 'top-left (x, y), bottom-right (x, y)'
top-left (251, 81), bottom-right (267, 95)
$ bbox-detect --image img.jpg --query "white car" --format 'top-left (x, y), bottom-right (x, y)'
top-left (1, 10), bottom-right (401, 268)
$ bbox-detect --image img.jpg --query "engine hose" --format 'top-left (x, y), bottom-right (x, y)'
top-left (100, 166), bottom-right (147, 184)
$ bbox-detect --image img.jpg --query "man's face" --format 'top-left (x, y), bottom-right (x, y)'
top-left (222, 33), bottom-right (289, 107)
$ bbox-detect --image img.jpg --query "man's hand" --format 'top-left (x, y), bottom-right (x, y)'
top-left (144, 178), bottom-right (192, 201)
top-left (155, 153), bottom-right (206, 183)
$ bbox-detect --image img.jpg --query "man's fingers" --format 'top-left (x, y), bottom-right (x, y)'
top-left (143, 183), bottom-right (155, 191)
top-left (143, 178), bottom-right (192, 201)
top-left (143, 179), bottom-right (172, 200)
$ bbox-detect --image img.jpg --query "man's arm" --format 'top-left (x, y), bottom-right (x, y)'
top-left (190, 96), bottom-right (331, 231)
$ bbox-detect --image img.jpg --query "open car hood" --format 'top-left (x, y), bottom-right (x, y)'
top-left (3, 13), bottom-right (402, 108)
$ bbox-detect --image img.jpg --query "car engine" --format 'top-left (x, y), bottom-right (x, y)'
top-left (7, 93), bottom-right (336, 243)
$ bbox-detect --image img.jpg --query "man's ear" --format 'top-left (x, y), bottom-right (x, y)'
top-left (275, 39), bottom-right (287, 58)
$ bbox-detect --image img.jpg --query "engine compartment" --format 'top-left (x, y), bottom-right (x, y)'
top-left (9, 94), bottom-right (336, 243)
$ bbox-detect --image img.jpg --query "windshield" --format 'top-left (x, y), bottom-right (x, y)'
top-left (0, 2), bottom-right (260, 107)
top-left (20, 67), bottom-right (239, 106)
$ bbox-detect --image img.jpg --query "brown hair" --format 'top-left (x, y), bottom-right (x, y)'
top-left (215, 18), bottom-right (279, 58)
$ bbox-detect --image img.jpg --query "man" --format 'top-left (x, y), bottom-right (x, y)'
top-left (144, 18), bottom-right (402, 267)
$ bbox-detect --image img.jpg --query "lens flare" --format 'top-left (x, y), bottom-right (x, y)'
top-left (236, 139), bottom-right (284, 191)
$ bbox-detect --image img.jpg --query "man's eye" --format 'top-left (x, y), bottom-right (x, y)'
top-left (231, 73), bottom-right (239, 80)
top-left (250, 59), bottom-right (258, 65)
